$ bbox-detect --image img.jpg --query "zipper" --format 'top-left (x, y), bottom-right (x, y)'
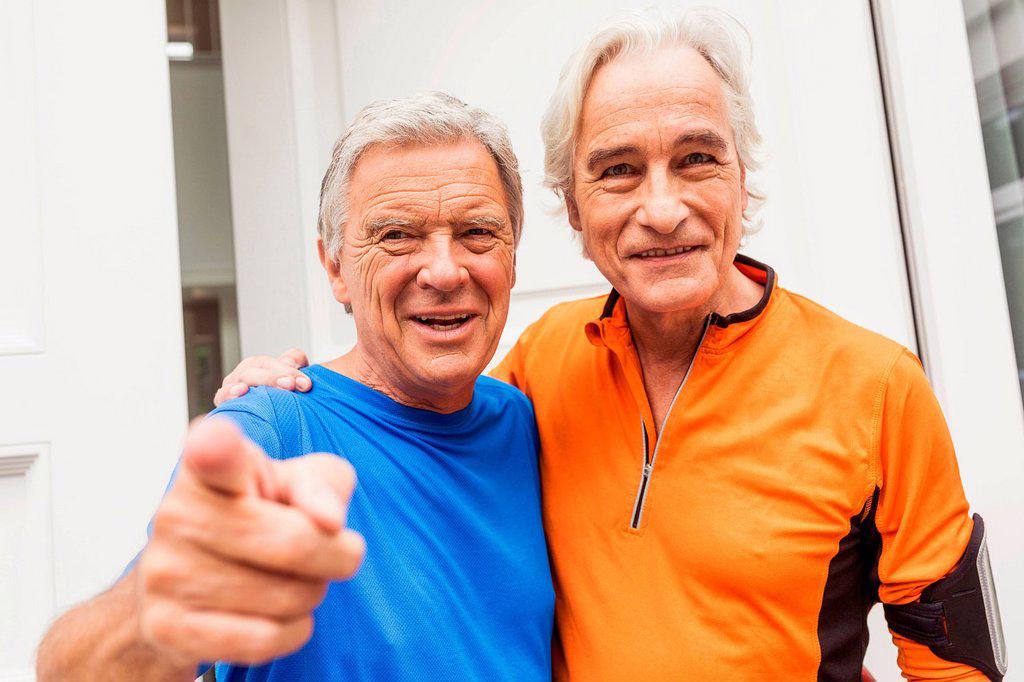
top-left (630, 423), bottom-right (652, 527)
top-left (629, 314), bottom-right (715, 529)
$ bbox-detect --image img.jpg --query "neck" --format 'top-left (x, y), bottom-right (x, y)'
top-left (628, 264), bottom-right (764, 369)
top-left (322, 347), bottom-right (474, 414)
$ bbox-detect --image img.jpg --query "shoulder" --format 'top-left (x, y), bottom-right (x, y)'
top-left (474, 374), bottom-right (534, 416)
top-left (510, 293), bottom-right (609, 357)
top-left (211, 384), bottom-right (305, 425)
top-left (473, 376), bottom-right (539, 451)
top-left (208, 386), bottom-right (308, 459)
top-left (778, 287), bottom-right (907, 372)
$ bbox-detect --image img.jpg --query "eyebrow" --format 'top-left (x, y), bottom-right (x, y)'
top-left (462, 215), bottom-right (507, 231)
top-left (586, 145), bottom-right (640, 174)
top-left (674, 130), bottom-right (730, 154)
top-left (364, 214), bottom-right (507, 237)
top-left (585, 129), bottom-right (732, 174)
top-left (364, 216), bottom-right (417, 239)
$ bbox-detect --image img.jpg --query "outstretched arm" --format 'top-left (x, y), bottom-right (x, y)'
top-left (36, 418), bottom-right (364, 680)
top-left (37, 570), bottom-right (194, 682)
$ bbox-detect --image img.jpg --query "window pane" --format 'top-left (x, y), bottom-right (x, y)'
top-left (964, 0), bottom-right (1024, 397)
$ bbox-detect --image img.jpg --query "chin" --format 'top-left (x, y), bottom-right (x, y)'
top-left (624, 277), bottom-right (716, 315)
top-left (415, 354), bottom-right (486, 390)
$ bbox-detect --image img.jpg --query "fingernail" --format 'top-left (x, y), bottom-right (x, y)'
top-left (297, 376), bottom-right (311, 391)
top-left (276, 376), bottom-right (294, 389)
top-left (230, 383), bottom-right (246, 396)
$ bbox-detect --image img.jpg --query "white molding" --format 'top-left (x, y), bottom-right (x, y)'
top-left (0, 453), bottom-right (37, 478)
top-left (0, 337), bottom-right (45, 358)
top-left (0, 442), bottom-right (53, 680)
top-left (0, 0), bottom-right (45, 358)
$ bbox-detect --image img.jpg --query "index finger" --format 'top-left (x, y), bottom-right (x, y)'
top-left (181, 418), bottom-right (261, 497)
top-left (279, 348), bottom-right (310, 369)
top-left (273, 454), bottom-right (357, 533)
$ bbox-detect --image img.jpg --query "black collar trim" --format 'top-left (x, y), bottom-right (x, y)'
top-left (711, 253), bottom-right (775, 328)
top-left (600, 289), bottom-right (621, 319)
top-left (597, 253), bottom-right (775, 327)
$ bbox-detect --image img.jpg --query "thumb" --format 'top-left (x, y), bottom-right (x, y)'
top-left (181, 417), bottom-right (262, 497)
top-left (273, 454), bottom-right (357, 533)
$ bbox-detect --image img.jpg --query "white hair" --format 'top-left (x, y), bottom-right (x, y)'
top-left (318, 91), bottom-right (524, 261)
top-left (541, 6), bottom-right (765, 236)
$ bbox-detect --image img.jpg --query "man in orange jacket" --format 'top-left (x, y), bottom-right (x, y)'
top-left (212, 7), bottom-right (1005, 681)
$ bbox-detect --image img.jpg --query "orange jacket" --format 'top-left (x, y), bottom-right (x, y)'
top-left (493, 256), bottom-right (983, 681)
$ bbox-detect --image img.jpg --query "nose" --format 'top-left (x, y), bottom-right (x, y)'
top-left (415, 236), bottom-right (470, 292)
top-left (635, 168), bottom-right (690, 234)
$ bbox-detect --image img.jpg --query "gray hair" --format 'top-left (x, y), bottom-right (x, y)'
top-left (318, 91), bottom-right (524, 261)
top-left (541, 6), bottom-right (765, 236)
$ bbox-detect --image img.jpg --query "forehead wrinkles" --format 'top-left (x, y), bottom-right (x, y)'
top-left (359, 176), bottom-right (508, 226)
top-left (583, 83), bottom-right (728, 137)
top-left (362, 162), bottom-right (501, 196)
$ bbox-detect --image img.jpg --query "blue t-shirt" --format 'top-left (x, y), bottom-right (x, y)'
top-left (206, 365), bottom-right (554, 681)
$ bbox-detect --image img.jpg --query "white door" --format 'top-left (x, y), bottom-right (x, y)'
top-left (0, 2), bottom-right (188, 679)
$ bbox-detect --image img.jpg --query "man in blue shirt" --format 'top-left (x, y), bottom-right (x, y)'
top-left (36, 92), bottom-right (554, 682)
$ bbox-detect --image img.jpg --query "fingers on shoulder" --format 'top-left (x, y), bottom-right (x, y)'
top-left (280, 348), bottom-right (310, 369)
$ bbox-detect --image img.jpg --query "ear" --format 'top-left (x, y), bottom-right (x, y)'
top-left (511, 251), bottom-right (517, 290)
top-left (565, 190), bottom-right (583, 233)
top-left (318, 238), bottom-right (352, 307)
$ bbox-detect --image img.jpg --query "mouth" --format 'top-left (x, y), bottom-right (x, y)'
top-left (633, 245), bottom-right (703, 259)
top-left (411, 313), bottom-right (477, 332)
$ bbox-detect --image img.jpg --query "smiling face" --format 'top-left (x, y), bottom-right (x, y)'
top-left (320, 139), bottom-right (516, 407)
top-left (568, 44), bottom-right (748, 315)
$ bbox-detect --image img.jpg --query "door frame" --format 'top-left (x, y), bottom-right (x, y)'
top-left (870, 0), bottom-right (1024, 662)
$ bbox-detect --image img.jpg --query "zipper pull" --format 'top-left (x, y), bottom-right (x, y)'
top-left (642, 463), bottom-right (653, 479)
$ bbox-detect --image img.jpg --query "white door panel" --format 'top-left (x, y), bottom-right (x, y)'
top-left (0, 1), bottom-right (188, 678)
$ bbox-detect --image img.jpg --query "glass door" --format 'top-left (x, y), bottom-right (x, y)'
top-left (963, 0), bottom-right (1024, 399)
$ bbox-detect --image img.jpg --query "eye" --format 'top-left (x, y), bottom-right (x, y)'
top-left (465, 227), bottom-right (495, 237)
top-left (381, 229), bottom-right (408, 241)
top-left (601, 163), bottom-right (634, 178)
top-left (683, 152), bottom-right (716, 165)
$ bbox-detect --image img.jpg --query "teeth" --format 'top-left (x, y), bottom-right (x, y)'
top-left (638, 246), bottom-right (694, 258)
top-left (414, 314), bottom-right (472, 330)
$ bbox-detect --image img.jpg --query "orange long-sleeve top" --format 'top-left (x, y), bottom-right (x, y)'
top-left (493, 255), bottom-right (985, 681)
